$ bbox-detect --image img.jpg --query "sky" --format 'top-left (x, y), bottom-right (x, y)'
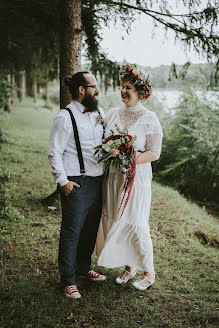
top-left (98, 5), bottom-right (208, 68)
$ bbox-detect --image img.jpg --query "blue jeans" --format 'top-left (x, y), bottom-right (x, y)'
top-left (58, 175), bottom-right (102, 287)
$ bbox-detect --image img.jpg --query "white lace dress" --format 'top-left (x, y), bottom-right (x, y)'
top-left (97, 104), bottom-right (163, 272)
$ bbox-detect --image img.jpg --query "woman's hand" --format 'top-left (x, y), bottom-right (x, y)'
top-left (61, 181), bottom-right (80, 196)
top-left (136, 151), bottom-right (157, 165)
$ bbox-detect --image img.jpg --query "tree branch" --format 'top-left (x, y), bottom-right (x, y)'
top-left (109, 0), bottom-right (218, 58)
top-left (111, 1), bottom-right (219, 19)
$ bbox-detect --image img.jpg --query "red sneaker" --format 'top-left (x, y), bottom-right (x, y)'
top-left (86, 269), bottom-right (106, 281)
top-left (64, 285), bottom-right (81, 299)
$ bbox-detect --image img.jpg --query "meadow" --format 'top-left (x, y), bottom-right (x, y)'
top-left (0, 98), bottom-right (218, 328)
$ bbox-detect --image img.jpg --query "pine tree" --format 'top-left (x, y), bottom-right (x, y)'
top-left (0, 0), bottom-right (218, 107)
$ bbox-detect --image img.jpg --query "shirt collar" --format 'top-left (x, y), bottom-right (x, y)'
top-left (68, 100), bottom-right (85, 114)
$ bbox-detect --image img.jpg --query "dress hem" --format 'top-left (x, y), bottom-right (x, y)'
top-left (97, 261), bottom-right (154, 273)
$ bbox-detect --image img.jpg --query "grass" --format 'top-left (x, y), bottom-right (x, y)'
top-left (0, 98), bottom-right (218, 328)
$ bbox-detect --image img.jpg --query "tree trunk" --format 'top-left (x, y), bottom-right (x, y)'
top-left (4, 75), bottom-right (11, 112)
top-left (42, 0), bottom-right (83, 203)
top-left (60, 0), bottom-right (83, 108)
top-left (21, 71), bottom-right (26, 100)
top-left (11, 75), bottom-right (16, 103)
top-left (33, 78), bottom-right (37, 103)
top-left (15, 72), bottom-right (22, 101)
top-left (37, 84), bottom-right (41, 94)
top-left (26, 71), bottom-right (33, 97)
top-left (45, 81), bottom-right (49, 104)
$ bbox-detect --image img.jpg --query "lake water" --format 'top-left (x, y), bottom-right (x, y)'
top-left (153, 90), bottom-right (219, 110)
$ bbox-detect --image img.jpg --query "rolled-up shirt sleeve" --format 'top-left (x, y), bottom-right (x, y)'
top-left (146, 113), bottom-right (163, 160)
top-left (48, 115), bottom-right (71, 186)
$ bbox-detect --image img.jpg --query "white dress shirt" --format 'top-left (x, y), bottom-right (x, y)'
top-left (48, 100), bottom-right (105, 186)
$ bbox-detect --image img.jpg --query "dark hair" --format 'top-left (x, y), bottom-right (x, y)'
top-left (123, 75), bottom-right (144, 99)
top-left (64, 71), bottom-right (90, 99)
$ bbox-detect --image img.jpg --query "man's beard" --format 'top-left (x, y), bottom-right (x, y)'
top-left (82, 92), bottom-right (98, 111)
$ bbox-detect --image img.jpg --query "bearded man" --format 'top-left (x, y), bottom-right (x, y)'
top-left (48, 72), bottom-right (106, 299)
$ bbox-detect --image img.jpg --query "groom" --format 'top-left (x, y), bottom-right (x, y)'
top-left (48, 71), bottom-right (106, 299)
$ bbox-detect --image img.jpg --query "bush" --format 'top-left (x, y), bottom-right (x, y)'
top-left (153, 89), bottom-right (219, 201)
top-left (50, 93), bottom-right (59, 105)
top-left (0, 128), bottom-right (7, 145)
top-left (43, 103), bottom-right (53, 110)
top-left (0, 74), bottom-right (11, 109)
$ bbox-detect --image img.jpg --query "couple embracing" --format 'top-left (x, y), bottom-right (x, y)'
top-left (48, 67), bottom-right (163, 299)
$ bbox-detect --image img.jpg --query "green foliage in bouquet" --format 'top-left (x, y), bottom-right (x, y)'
top-left (95, 124), bottom-right (137, 217)
top-left (153, 89), bottom-right (219, 202)
top-left (95, 124), bottom-right (136, 174)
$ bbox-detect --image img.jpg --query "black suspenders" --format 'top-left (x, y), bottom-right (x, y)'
top-left (65, 107), bottom-right (85, 175)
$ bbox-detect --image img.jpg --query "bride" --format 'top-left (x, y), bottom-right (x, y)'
top-left (97, 66), bottom-right (163, 291)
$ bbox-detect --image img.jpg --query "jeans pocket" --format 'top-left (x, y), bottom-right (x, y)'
top-left (68, 187), bottom-right (76, 197)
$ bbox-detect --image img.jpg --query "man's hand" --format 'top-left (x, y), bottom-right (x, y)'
top-left (61, 181), bottom-right (80, 196)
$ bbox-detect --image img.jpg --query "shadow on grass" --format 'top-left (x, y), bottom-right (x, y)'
top-left (1, 256), bottom-right (219, 328)
top-left (194, 230), bottom-right (219, 249)
top-left (26, 193), bottom-right (61, 211)
top-left (1, 267), bottom-right (150, 328)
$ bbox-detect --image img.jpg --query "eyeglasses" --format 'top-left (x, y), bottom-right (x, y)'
top-left (86, 85), bottom-right (99, 89)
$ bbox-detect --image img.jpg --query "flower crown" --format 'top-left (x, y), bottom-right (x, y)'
top-left (119, 66), bottom-right (152, 100)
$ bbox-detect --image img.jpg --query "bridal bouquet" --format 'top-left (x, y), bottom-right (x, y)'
top-left (95, 124), bottom-right (137, 217)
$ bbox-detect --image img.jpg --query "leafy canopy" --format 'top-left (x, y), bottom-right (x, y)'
top-left (0, 0), bottom-right (218, 87)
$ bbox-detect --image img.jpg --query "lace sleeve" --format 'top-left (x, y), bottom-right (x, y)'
top-left (145, 112), bottom-right (163, 159)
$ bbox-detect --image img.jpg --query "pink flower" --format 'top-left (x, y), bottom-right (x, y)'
top-left (132, 69), bottom-right (141, 75)
top-left (126, 142), bottom-right (132, 149)
top-left (111, 149), bottom-right (120, 157)
top-left (107, 140), bottom-right (114, 146)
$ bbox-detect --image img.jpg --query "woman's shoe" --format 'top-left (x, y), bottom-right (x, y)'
top-left (132, 276), bottom-right (155, 291)
top-left (115, 270), bottom-right (136, 284)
